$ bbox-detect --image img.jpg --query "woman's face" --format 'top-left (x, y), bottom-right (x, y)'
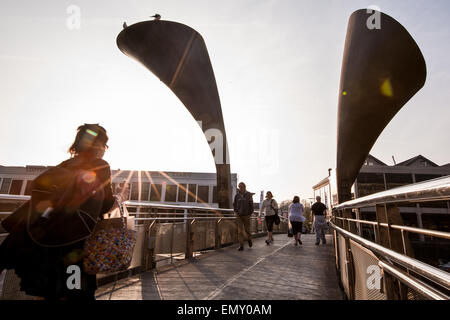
top-left (266, 192), bottom-right (272, 199)
top-left (93, 143), bottom-right (107, 159)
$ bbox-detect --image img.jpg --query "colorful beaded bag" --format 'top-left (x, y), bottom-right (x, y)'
top-left (83, 200), bottom-right (136, 275)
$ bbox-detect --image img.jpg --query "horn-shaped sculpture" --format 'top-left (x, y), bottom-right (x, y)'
top-left (336, 9), bottom-right (427, 203)
top-left (117, 20), bottom-right (232, 208)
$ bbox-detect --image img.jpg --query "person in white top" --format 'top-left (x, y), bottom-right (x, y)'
top-left (288, 196), bottom-right (305, 246)
top-left (259, 191), bottom-right (278, 245)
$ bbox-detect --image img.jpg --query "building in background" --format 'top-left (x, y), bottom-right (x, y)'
top-left (312, 154), bottom-right (450, 263)
top-left (312, 154), bottom-right (450, 235)
top-left (0, 165), bottom-right (238, 208)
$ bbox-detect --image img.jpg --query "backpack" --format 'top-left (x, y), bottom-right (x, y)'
top-left (26, 164), bottom-right (105, 247)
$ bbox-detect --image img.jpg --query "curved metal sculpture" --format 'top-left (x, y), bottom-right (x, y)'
top-left (117, 20), bottom-right (232, 208)
top-left (336, 9), bottom-right (427, 203)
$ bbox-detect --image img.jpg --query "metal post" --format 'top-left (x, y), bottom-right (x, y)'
top-left (185, 219), bottom-right (195, 259)
top-left (215, 219), bottom-right (222, 249)
top-left (146, 221), bottom-right (157, 270)
top-left (344, 236), bottom-right (355, 300)
top-left (170, 223), bottom-right (175, 264)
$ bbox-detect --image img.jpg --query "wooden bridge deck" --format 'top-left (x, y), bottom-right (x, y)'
top-left (96, 234), bottom-right (344, 300)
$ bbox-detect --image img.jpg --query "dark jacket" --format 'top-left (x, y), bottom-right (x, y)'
top-left (233, 191), bottom-right (254, 216)
top-left (0, 156), bottom-right (115, 299)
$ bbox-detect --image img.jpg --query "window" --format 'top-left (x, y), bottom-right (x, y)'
top-left (197, 185), bottom-right (209, 203)
top-left (9, 180), bottom-right (23, 195)
top-left (415, 174), bottom-right (441, 183)
top-left (188, 184), bottom-right (197, 202)
top-left (0, 178), bottom-right (11, 194)
top-left (165, 184), bottom-right (177, 202)
top-left (141, 182), bottom-right (150, 201)
top-left (177, 184), bottom-right (187, 202)
top-left (356, 173), bottom-right (385, 197)
top-left (150, 184), bottom-right (162, 201)
top-left (130, 182), bottom-right (139, 200)
top-left (385, 173), bottom-right (413, 190)
top-left (24, 180), bottom-right (33, 195)
top-left (212, 186), bottom-right (218, 203)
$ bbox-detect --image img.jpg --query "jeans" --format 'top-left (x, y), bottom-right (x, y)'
top-left (314, 215), bottom-right (327, 244)
top-left (236, 215), bottom-right (252, 246)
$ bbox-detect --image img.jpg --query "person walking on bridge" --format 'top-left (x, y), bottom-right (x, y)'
top-left (312, 196), bottom-right (328, 245)
top-left (0, 124), bottom-right (115, 300)
top-left (259, 191), bottom-right (278, 245)
top-left (288, 196), bottom-right (305, 246)
top-left (233, 182), bottom-right (254, 251)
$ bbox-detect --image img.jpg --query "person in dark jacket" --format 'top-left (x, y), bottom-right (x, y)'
top-left (0, 124), bottom-right (115, 300)
top-left (233, 182), bottom-right (254, 251)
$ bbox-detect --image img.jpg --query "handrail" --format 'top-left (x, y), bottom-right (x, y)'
top-left (330, 222), bottom-right (450, 290)
top-left (333, 217), bottom-right (450, 240)
top-left (0, 194), bottom-right (30, 201)
top-left (378, 261), bottom-right (450, 300)
top-left (334, 175), bottom-right (450, 210)
top-left (134, 217), bottom-right (237, 221)
top-left (123, 200), bottom-right (235, 213)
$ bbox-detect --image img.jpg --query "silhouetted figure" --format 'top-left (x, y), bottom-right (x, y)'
top-left (0, 124), bottom-right (115, 300)
top-left (233, 182), bottom-right (254, 251)
top-left (259, 191), bottom-right (278, 245)
top-left (288, 196), bottom-right (306, 246)
top-left (123, 22), bottom-right (128, 28)
top-left (312, 196), bottom-right (328, 245)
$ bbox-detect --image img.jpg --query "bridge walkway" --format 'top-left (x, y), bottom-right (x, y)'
top-left (96, 233), bottom-right (344, 300)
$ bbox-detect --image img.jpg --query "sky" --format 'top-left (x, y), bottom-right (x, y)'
top-left (1, 0), bottom-right (450, 202)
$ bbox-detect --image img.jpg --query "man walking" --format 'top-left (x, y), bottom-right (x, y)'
top-left (311, 196), bottom-right (328, 245)
top-left (233, 182), bottom-right (254, 251)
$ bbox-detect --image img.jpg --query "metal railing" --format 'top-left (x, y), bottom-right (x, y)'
top-left (0, 194), bottom-right (288, 298)
top-left (120, 200), bottom-right (288, 269)
top-left (331, 175), bottom-right (450, 300)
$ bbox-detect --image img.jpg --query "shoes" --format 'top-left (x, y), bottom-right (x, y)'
top-left (265, 240), bottom-right (270, 245)
top-left (298, 239), bottom-right (302, 245)
top-left (294, 241), bottom-right (298, 246)
top-left (315, 241), bottom-right (320, 245)
top-left (322, 241), bottom-right (327, 245)
top-left (238, 246), bottom-right (244, 251)
top-left (248, 240), bottom-right (253, 247)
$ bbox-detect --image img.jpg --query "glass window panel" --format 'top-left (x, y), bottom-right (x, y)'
top-left (150, 184), bottom-right (162, 201)
top-left (9, 180), bottom-right (23, 195)
top-left (386, 173), bottom-right (413, 190)
top-left (356, 173), bottom-right (385, 197)
top-left (188, 184), bottom-right (197, 202)
top-left (415, 174), bottom-right (441, 183)
top-left (177, 184), bottom-right (187, 202)
top-left (212, 186), bottom-right (218, 203)
top-left (0, 178), bottom-right (12, 194)
top-left (197, 185), bottom-right (209, 203)
top-left (165, 184), bottom-right (177, 202)
top-left (24, 180), bottom-right (33, 196)
top-left (141, 182), bottom-right (150, 201)
top-left (130, 182), bottom-right (139, 200)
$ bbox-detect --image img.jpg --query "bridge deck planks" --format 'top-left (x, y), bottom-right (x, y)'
top-left (96, 234), bottom-right (344, 300)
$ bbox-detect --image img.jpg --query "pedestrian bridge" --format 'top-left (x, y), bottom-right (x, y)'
top-left (1, 176), bottom-right (450, 301)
